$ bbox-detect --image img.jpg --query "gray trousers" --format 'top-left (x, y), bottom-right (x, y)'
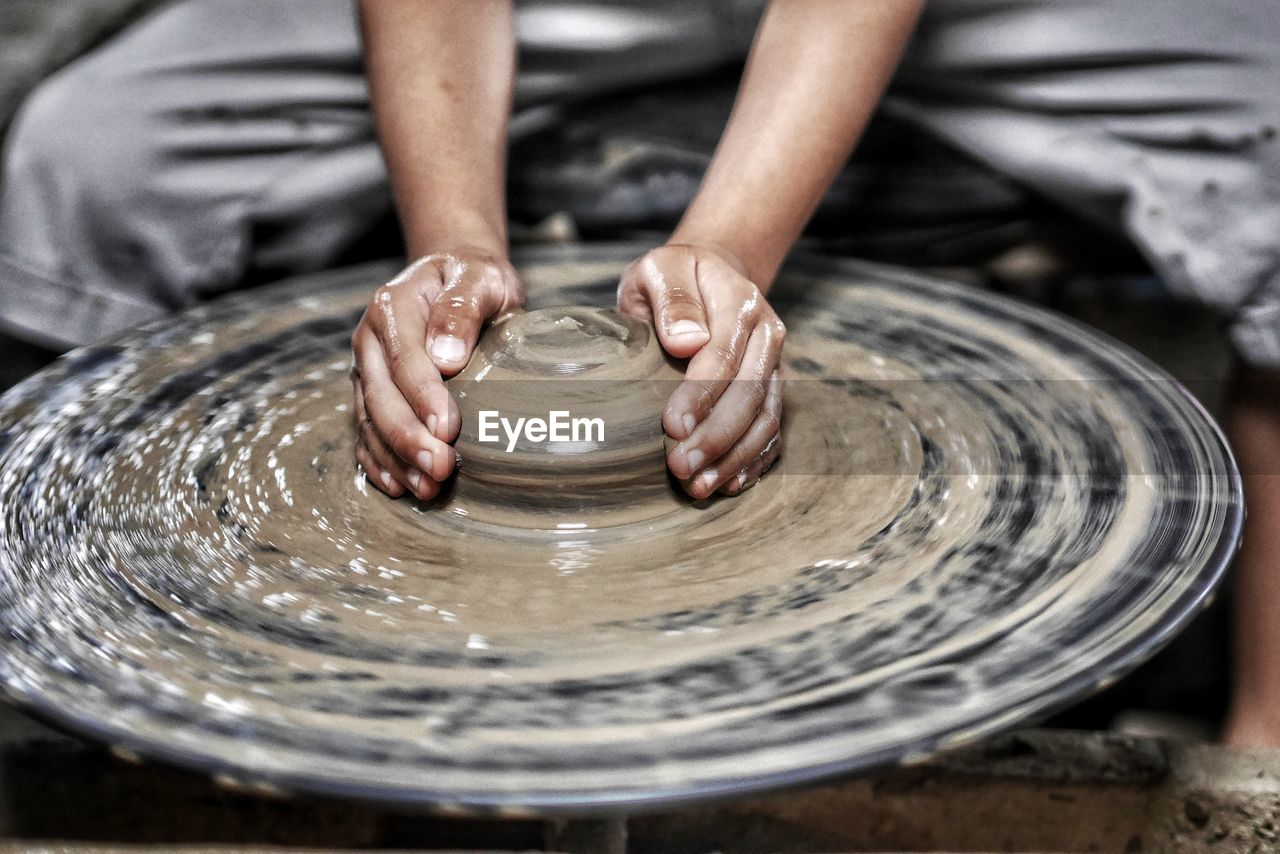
top-left (2, 0), bottom-right (1280, 370)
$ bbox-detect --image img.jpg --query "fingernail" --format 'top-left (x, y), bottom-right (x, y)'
top-left (417, 450), bottom-right (434, 474)
top-left (426, 414), bottom-right (438, 438)
top-left (681, 413), bottom-right (697, 437)
top-left (669, 319), bottom-right (706, 338)
top-left (407, 469), bottom-right (422, 491)
top-left (685, 447), bottom-right (705, 471)
top-left (736, 470), bottom-right (748, 490)
top-left (430, 336), bottom-right (466, 363)
top-left (380, 469), bottom-right (394, 489)
top-left (699, 468), bottom-right (718, 492)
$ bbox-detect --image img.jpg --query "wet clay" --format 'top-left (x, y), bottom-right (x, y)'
top-left (448, 306), bottom-right (686, 528)
top-left (0, 244), bottom-right (1241, 813)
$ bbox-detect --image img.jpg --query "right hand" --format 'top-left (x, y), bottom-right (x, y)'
top-left (350, 251), bottom-right (524, 500)
top-left (617, 244), bottom-right (786, 499)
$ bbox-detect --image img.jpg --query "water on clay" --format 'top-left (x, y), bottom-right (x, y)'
top-left (0, 245), bottom-right (1241, 811)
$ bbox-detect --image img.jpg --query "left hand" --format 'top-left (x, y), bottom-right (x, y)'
top-left (618, 243), bottom-right (785, 498)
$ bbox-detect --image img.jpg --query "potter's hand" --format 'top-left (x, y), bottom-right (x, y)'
top-left (618, 244), bottom-right (785, 498)
top-left (351, 252), bottom-right (525, 499)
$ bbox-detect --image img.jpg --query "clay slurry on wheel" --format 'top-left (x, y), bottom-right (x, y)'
top-left (0, 244), bottom-right (1242, 813)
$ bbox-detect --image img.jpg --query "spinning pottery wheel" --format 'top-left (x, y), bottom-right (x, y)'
top-left (0, 244), bottom-right (1242, 813)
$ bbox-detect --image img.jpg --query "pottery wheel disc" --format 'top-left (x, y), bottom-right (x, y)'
top-left (0, 244), bottom-right (1241, 813)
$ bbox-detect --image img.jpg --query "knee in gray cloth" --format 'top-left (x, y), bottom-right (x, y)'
top-left (0, 53), bottom-right (173, 295)
top-left (3, 60), bottom-right (143, 221)
top-left (0, 52), bottom-right (208, 348)
top-left (1, 0), bottom-right (387, 340)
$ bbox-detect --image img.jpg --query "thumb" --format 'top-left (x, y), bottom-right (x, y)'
top-left (426, 262), bottom-right (512, 376)
top-left (619, 252), bottom-right (710, 359)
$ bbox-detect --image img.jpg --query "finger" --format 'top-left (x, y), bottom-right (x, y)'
top-left (354, 438), bottom-right (405, 498)
top-left (717, 377), bottom-right (784, 496)
top-left (351, 371), bottom-right (406, 497)
top-left (719, 433), bottom-right (781, 496)
top-left (426, 259), bottom-right (521, 376)
top-left (353, 378), bottom-right (441, 500)
top-left (618, 251), bottom-right (710, 359)
top-left (363, 283), bottom-right (460, 443)
top-left (662, 269), bottom-right (763, 442)
top-left (679, 368), bottom-right (782, 498)
top-left (668, 315), bottom-right (781, 480)
top-left (356, 415), bottom-right (443, 502)
top-left (353, 386), bottom-right (409, 498)
top-left (354, 336), bottom-right (456, 482)
top-left (353, 384), bottom-right (412, 494)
